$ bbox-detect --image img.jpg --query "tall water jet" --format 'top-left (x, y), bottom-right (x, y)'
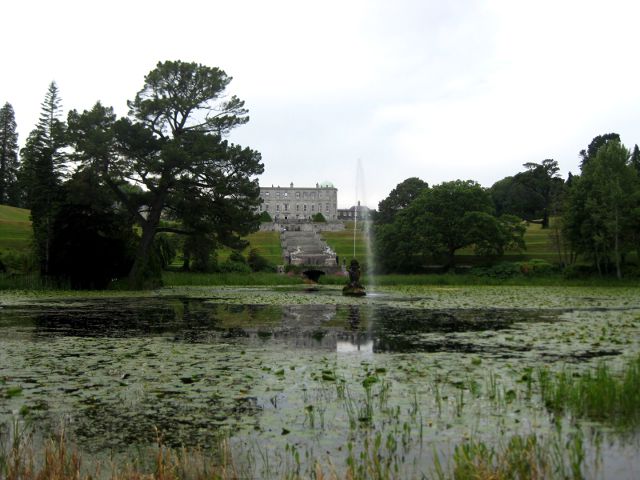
top-left (356, 159), bottom-right (375, 283)
top-left (343, 159), bottom-right (374, 296)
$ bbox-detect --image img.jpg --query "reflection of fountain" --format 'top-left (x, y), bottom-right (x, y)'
top-left (337, 305), bottom-right (372, 353)
top-left (337, 339), bottom-right (373, 353)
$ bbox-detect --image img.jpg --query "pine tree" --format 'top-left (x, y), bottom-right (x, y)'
top-left (631, 144), bottom-right (640, 174)
top-left (0, 102), bottom-right (20, 205)
top-left (19, 82), bottom-right (67, 274)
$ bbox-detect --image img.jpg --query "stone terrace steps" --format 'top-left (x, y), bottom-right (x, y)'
top-left (281, 230), bottom-right (337, 266)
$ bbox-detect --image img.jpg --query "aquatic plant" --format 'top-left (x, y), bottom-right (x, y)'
top-left (539, 354), bottom-right (640, 428)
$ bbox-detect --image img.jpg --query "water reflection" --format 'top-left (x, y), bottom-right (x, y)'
top-left (0, 297), bottom-right (565, 356)
top-left (337, 339), bottom-right (374, 354)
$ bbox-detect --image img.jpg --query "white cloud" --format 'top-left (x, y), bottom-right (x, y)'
top-left (2, 0), bottom-right (640, 208)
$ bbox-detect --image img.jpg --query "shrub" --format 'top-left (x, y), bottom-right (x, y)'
top-left (219, 251), bottom-right (251, 273)
top-left (311, 212), bottom-right (326, 223)
top-left (562, 264), bottom-right (597, 279)
top-left (259, 211), bottom-right (273, 222)
top-left (518, 259), bottom-right (556, 276)
top-left (0, 250), bottom-right (37, 274)
top-left (247, 248), bottom-right (275, 272)
top-left (471, 262), bottom-right (521, 279)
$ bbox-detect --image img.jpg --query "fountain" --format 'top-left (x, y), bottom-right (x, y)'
top-left (342, 159), bottom-right (372, 296)
top-left (342, 258), bottom-right (366, 296)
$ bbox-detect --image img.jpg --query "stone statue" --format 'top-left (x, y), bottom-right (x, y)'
top-left (342, 259), bottom-right (366, 296)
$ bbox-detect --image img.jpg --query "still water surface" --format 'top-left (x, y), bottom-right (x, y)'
top-left (1, 287), bottom-right (639, 477)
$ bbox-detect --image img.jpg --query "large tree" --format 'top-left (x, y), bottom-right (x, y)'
top-left (491, 159), bottom-right (564, 228)
top-left (579, 133), bottom-right (620, 169)
top-left (19, 82), bottom-right (67, 274)
top-left (375, 176), bottom-right (428, 225)
top-left (67, 61), bottom-right (264, 287)
top-left (0, 102), bottom-right (20, 205)
top-left (564, 139), bottom-right (639, 278)
top-left (375, 180), bottom-right (525, 272)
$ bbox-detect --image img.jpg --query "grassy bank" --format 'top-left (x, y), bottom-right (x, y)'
top-left (161, 271), bottom-right (639, 288)
top-left (0, 270), bottom-right (636, 291)
top-left (0, 205), bottom-right (32, 254)
top-left (161, 271), bottom-right (302, 286)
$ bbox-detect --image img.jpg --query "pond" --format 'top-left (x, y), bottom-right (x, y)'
top-left (1, 285), bottom-right (639, 478)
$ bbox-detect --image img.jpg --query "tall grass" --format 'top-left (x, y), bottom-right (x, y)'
top-left (539, 354), bottom-right (640, 428)
top-left (0, 273), bottom-right (70, 291)
top-left (433, 431), bottom-right (586, 480)
top-left (1, 424), bottom-right (590, 480)
top-left (162, 271), bottom-right (302, 286)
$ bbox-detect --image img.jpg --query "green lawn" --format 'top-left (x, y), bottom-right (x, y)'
top-left (0, 205), bottom-right (32, 253)
top-left (321, 221), bottom-right (372, 268)
top-left (241, 230), bottom-right (282, 264)
top-left (0, 209), bottom-right (602, 271)
top-left (455, 220), bottom-right (562, 265)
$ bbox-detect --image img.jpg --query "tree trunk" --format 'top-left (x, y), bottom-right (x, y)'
top-left (614, 208), bottom-right (622, 279)
top-left (127, 190), bottom-right (168, 288)
top-left (182, 249), bottom-right (191, 271)
top-left (447, 247), bottom-right (456, 272)
top-left (128, 224), bottom-right (157, 289)
top-left (541, 209), bottom-right (549, 229)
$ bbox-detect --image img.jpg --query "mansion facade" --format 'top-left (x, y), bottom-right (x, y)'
top-left (259, 182), bottom-right (338, 220)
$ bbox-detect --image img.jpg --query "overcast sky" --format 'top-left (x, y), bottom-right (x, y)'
top-left (3, 0), bottom-right (640, 208)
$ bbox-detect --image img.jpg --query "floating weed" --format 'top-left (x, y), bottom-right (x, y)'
top-left (3, 386), bottom-right (23, 399)
top-left (2, 286), bottom-right (640, 477)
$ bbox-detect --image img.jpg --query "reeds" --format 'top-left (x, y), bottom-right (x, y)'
top-left (539, 354), bottom-right (640, 428)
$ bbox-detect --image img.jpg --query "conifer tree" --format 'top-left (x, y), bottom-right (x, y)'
top-left (631, 144), bottom-right (640, 174)
top-left (19, 82), bottom-right (67, 274)
top-left (0, 102), bottom-right (20, 205)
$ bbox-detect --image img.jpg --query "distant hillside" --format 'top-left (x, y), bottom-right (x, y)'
top-left (0, 205), bottom-right (32, 252)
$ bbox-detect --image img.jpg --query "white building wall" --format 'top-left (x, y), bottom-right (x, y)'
top-left (258, 183), bottom-right (338, 220)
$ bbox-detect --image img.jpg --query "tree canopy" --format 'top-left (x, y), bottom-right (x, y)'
top-left (579, 133), bottom-right (620, 169)
top-left (375, 176), bottom-right (428, 225)
top-left (375, 180), bottom-right (525, 272)
top-left (563, 139), bottom-right (640, 278)
top-left (491, 159), bottom-right (564, 228)
top-left (67, 61), bottom-right (263, 287)
top-left (0, 102), bottom-right (20, 206)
